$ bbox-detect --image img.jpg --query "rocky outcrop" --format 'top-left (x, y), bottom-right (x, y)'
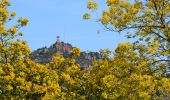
top-left (30, 42), bottom-right (101, 68)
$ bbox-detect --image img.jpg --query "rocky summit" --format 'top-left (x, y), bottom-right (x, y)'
top-left (30, 41), bottom-right (101, 68)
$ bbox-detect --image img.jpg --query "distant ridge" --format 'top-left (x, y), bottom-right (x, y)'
top-left (30, 41), bottom-right (101, 68)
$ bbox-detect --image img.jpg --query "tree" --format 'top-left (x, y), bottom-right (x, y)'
top-left (0, 0), bottom-right (61, 99)
top-left (82, 43), bottom-right (170, 99)
top-left (81, 0), bottom-right (170, 99)
top-left (85, 0), bottom-right (170, 74)
top-left (47, 48), bottom-right (87, 99)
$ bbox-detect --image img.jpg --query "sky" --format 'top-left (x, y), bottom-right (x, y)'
top-left (9, 0), bottom-right (131, 52)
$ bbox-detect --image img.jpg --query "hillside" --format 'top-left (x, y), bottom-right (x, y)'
top-left (30, 39), bottom-right (101, 68)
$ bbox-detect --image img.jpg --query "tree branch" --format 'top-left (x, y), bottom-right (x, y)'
top-left (152, 59), bottom-right (170, 65)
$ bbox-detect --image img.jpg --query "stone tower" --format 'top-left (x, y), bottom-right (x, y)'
top-left (56, 36), bottom-right (61, 50)
top-left (56, 36), bottom-right (60, 43)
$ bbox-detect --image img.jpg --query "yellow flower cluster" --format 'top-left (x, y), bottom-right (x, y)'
top-left (83, 13), bottom-right (91, 20)
top-left (11, 11), bottom-right (16, 16)
top-left (87, 0), bottom-right (98, 10)
top-left (5, 85), bottom-right (13, 91)
top-left (101, 13), bottom-right (110, 24)
top-left (0, 8), bottom-right (8, 21)
top-left (107, 0), bottom-right (119, 5)
top-left (70, 48), bottom-right (80, 57)
top-left (18, 17), bottom-right (29, 26)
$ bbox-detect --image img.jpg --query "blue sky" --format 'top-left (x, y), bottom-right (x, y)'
top-left (9, 0), bottom-right (131, 52)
